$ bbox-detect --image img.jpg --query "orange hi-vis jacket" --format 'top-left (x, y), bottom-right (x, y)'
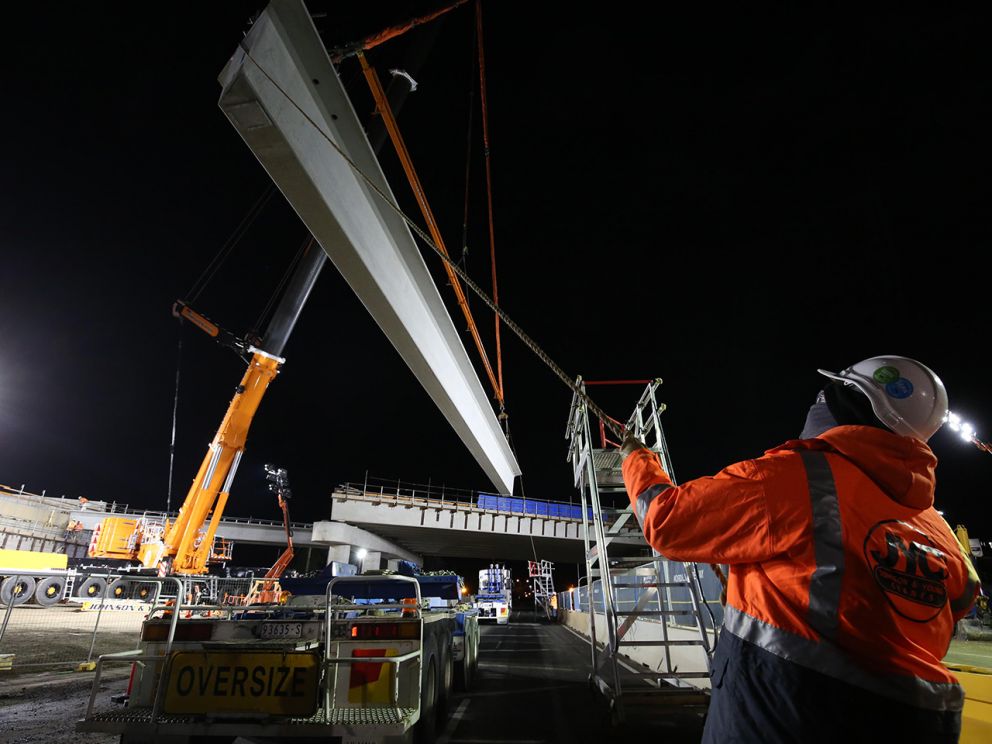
top-left (622, 425), bottom-right (980, 711)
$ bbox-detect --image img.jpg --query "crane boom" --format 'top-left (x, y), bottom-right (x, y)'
top-left (89, 241), bottom-right (324, 575)
top-left (156, 347), bottom-right (282, 573)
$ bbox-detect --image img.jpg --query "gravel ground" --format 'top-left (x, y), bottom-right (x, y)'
top-left (0, 603), bottom-right (147, 743)
top-left (0, 666), bottom-right (131, 744)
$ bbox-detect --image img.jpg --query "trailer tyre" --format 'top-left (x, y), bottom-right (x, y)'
top-left (437, 641), bottom-right (454, 722)
top-left (1, 576), bottom-right (36, 606)
top-left (134, 583), bottom-right (156, 601)
top-left (455, 627), bottom-right (477, 691)
top-left (108, 578), bottom-right (131, 600)
top-left (77, 576), bottom-right (107, 599)
top-left (413, 654), bottom-right (438, 744)
top-left (34, 576), bottom-right (66, 607)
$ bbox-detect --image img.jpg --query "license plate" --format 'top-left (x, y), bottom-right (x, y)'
top-left (257, 622), bottom-right (303, 639)
top-left (163, 651), bottom-right (319, 716)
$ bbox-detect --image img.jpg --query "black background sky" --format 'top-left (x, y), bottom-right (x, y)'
top-left (2, 3), bottom-right (989, 585)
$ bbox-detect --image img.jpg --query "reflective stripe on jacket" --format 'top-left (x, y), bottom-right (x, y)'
top-left (621, 425), bottom-right (980, 711)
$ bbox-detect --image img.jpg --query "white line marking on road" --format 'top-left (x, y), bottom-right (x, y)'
top-left (436, 697), bottom-right (470, 744)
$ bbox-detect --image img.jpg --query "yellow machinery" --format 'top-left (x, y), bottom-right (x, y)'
top-left (0, 548), bottom-right (68, 572)
top-left (945, 523), bottom-right (992, 742)
top-left (89, 240), bottom-right (325, 576)
top-left (88, 339), bottom-right (279, 574)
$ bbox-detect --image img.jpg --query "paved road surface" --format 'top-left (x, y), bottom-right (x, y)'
top-left (439, 610), bottom-right (706, 744)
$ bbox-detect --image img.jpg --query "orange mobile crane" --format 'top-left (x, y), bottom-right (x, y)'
top-left (87, 241), bottom-right (324, 580)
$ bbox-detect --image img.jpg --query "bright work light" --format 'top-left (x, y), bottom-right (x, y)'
top-left (944, 411), bottom-right (992, 453)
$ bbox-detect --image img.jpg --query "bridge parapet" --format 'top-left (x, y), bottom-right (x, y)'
top-left (332, 479), bottom-right (632, 528)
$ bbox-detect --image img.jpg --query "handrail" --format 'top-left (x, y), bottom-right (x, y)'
top-left (324, 575), bottom-right (424, 712)
top-left (82, 577), bottom-right (184, 722)
top-left (334, 483), bottom-right (629, 525)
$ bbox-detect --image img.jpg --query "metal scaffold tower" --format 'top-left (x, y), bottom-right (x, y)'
top-left (565, 378), bottom-right (717, 724)
top-left (529, 560), bottom-right (556, 620)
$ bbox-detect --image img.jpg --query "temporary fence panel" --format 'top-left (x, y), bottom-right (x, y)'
top-left (0, 573), bottom-right (258, 672)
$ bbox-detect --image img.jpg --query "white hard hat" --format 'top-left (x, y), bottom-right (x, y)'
top-left (817, 356), bottom-right (948, 441)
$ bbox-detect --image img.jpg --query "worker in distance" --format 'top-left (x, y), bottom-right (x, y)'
top-left (620, 355), bottom-right (979, 743)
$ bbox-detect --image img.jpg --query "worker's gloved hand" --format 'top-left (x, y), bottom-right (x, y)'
top-left (619, 431), bottom-right (648, 460)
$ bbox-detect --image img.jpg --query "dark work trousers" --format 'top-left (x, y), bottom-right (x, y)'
top-left (702, 630), bottom-right (962, 744)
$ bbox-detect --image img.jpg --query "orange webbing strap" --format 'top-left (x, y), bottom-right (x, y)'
top-left (475, 0), bottom-right (503, 406)
top-left (330, 0), bottom-right (470, 63)
top-left (357, 52), bottom-right (504, 409)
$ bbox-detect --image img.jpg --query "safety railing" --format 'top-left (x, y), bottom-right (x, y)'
top-left (0, 572), bottom-right (263, 673)
top-left (562, 559), bottom-right (725, 632)
top-left (323, 575), bottom-right (424, 713)
top-left (77, 576), bottom-right (427, 728)
top-left (335, 477), bottom-right (627, 524)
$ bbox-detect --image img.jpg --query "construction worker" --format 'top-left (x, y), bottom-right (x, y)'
top-left (620, 356), bottom-right (980, 743)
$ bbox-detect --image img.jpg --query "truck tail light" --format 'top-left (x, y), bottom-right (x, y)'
top-left (349, 622), bottom-right (418, 640)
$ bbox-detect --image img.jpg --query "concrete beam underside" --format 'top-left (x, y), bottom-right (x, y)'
top-left (311, 520), bottom-right (420, 564)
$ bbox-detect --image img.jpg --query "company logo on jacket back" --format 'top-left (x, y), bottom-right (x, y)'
top-left (864, 520), bottom-right (948, 622)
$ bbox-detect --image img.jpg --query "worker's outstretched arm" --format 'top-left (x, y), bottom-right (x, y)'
top-left (622, 447), bottom-right (787, 565)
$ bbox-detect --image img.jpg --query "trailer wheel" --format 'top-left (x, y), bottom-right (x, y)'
top-left (77, 576), bottom-right (107, 599)
top-left (34, 576), bottom-right (66, 607)
top-left (454, 647), bottom-right (472, 691)
top-left (1, 576), bottom-right (36, 606)
top-left (413, 654), bottom-right (438, 744)
top-left (108, 578), bottom-right (131, 600)
top-left (134, 583), bottom-right (156, 601)
top-left (455, 626), bottom-right (477, 691)
top-left (437, 641), bottom-right (454, 721)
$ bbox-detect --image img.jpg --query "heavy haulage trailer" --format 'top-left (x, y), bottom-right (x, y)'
top-left (0, 548), bottom-right (169, 607)
top-left (476, 564), bottom-right (512, 624)
top-left (77, 572), bottom-right (480, 743)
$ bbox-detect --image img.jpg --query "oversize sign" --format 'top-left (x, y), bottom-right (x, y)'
top-left (163, 651), bottom-right (320, 716)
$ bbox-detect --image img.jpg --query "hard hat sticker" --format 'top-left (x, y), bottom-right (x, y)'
top-left (873, 366), bottom-right (901, 385)
top-left (885, 378), bottom-right (914, 399)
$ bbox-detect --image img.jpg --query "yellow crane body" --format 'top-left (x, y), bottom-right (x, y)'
top-left (87, 347), bottom-right (282, 575)
top-left (166, 348), bottom-right (282, 574)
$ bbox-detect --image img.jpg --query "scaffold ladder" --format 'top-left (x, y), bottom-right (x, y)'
top-left (529, 560), bottom-right (555, 620)
top-left (565, 378), bottom-right (715, 723)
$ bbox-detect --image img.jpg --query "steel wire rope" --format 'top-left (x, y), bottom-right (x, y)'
top-left (171, 185), bottom-right (278, 519)
top-left (474, 0), bottom-right (505, 411)
top-left (165, 328), bottom-right (183, 515)
top-left (240, 48), bottom-right (624, 440)
top-left (503, 418), bottom-right (542, 569)
top-left (250, 234), bottom-right (315, 342)
top-left (500, 417), bottom-right (545, 616)
top-left (242, 48), bottom-right (732, 600)
top-left (184, 185), bottom-right (275, 304)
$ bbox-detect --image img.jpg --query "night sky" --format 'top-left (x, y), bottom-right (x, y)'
top-left (2, 4), bottom-right (989, 583)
